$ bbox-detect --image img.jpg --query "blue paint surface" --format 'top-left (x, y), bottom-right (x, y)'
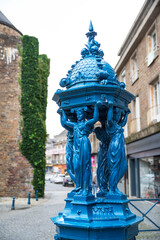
top-left (52, 21), bottom-right (143, 240)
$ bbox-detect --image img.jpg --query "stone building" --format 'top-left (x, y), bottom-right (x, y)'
top-left (115, 0), bottom-right (160, 198)
top-left (0, 12), bottom-right (33, 197)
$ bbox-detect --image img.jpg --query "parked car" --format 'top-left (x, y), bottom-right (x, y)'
top-left (50, 174), bottom-right (57, 183)
top-left (45, 174), bottom-right (53, 181)
top-left (63, 175), bottom-right (74, 187)
top-left (54, 174), bottom-right (65, 184)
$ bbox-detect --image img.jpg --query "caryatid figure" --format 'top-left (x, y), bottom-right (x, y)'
top-left (94, 120), bottom-right (110, 197)
top-left (60, 102), bottom-right (101, 196)
top-left (58, 109), bottom-right (78, 188)
top-left (106, 102), bottom-right (130, 194)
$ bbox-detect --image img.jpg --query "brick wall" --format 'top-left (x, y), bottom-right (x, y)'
top-left (118, 14), bottom-right (160, 137)
top-left (0, 24), bottom-right (34, 197)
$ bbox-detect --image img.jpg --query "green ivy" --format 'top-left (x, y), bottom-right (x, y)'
top-left (19, 35), bottom-right (50, 197)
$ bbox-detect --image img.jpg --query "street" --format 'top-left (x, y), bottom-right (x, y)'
top-left (0, 182), bottom-right (73, 240)
top-left (0, 182), bottom-right (160, 240)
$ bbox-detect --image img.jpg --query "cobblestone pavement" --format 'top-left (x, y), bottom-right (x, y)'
top-left (0, 182), bottom-right (70, 240)
top-left (0, 182), bottom-right (160, 240)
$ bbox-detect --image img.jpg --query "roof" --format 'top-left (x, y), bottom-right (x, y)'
top-left (0, 11), bottom-right (22, 35)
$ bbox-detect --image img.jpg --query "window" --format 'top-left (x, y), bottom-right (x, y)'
top-left (149, 79), bottom-right (160, 122)
top-left (131, 96), bottom-right (140, 133)
top-left (130, 53), bottom-right (138, 83)
top-left (64, 154), bottom-right (66, 164)
top-left (140, 157), bottom-right (160, 198)
top-left (135, 96), bottom-right (140, 132)
top-left (147, 26), bottom-right (158, 66)
top-left (123, 123), bottom-right (128, 138)
top-left (56, 155), bottom-right (59, 164)
top-left (60, 154), bottom-right (63, 163)
top-left (120, 69), bottom-right (126, 85)
top-left (120, 69), bottom-right (128, 137)
top-left (47, 156), bottom-right (51, 164)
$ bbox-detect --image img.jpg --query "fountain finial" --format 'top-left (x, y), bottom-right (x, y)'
top-left (86, 20), bottom-right (97, 39)
top-left (89, 20), bottom-right (94, 31)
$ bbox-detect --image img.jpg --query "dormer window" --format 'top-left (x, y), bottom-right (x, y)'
top-left (146, 25), bottom-right (158, 66)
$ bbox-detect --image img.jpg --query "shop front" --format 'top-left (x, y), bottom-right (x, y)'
top-left (53, 164), bottom-right (66, 174)
top-left (127, 132), bottom-right (160, 198)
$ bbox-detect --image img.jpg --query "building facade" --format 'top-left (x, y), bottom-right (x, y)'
top-left (115, 0), bottom-right (160, 198)
top-left (51, 130), bottom-right (67, 174)
top-left (0, 12), bottom-right (33, 197)
top-left (49, 129), bottom-right (99, 177)
top-left (45, 137), bottom-right (55, 172)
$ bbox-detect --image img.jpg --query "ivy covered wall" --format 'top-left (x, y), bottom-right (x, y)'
top-left (19, 35), bottom-right (50, 197)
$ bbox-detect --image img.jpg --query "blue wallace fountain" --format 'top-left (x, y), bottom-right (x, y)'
top-left (51, 21), bottom-right (143, 240)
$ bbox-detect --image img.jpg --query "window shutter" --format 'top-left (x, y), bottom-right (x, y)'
top-left (148, 35), bottom-right (152, 54)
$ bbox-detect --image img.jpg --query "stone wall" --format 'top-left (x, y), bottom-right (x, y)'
top-left (0, 24), bottom-right (34, 197)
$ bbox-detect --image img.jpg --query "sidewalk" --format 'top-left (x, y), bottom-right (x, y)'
top-left (0, 185), bottom-right (160, 240)
top-left (0, 190), bottom-right (59, 240)
top-left (128, 198), bottom-right (160, 240)
top-left (0, 196), bottom-right (48, 212)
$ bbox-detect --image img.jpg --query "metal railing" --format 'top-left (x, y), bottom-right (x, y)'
top-left (128, 198), bottom-right (160, 232)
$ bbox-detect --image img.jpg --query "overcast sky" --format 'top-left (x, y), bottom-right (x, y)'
top-left (1, 0), bottom-right (145, 138)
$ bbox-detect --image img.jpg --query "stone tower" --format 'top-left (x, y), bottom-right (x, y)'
top-left (0, 12), bottom-right (33, 197)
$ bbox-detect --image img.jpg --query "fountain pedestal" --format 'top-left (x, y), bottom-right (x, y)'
top-left (52, 194), bottom-right (142, 240)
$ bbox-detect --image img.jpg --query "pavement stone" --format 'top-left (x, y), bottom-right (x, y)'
top-left (0, 182), bottom-right (160, 240)
top-left (0, 183), bottom-right (67, 240)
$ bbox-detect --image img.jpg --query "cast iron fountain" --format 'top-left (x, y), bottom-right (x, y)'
top-left (51, 21), bottom-right (143, 240)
